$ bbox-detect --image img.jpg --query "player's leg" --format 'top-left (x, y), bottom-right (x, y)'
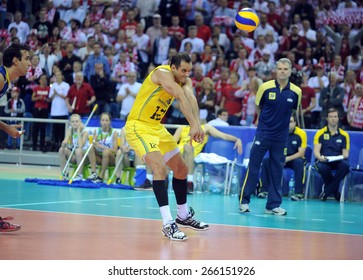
top-left (86, 145), bottom-right (98, 180)
top-left (265, 141), bottom-right (286, 215)
top-left (239, 136), bottom-right (269, 211)
top-left (59, 147), bottom-right (73, 178)
top-left (258, 157), bottom-right (270, 198)
top-left (182, 143), bottom-right (195, 193)
top-left (290, 158), bottom-right (305, 200)
top-left (126, 122), bottom-right (187, 241)
top-left (166, 152), bottom-right (209, 231)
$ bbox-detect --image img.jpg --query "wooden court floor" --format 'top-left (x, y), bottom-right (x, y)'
top-left (0, 164), bottom-right (363, 260)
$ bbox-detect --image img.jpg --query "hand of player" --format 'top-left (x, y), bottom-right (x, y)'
top-left (6, 124), bottom-right (25, 138)
top-left (319, 155), bottom-right (328, 162)
top-left (189, 125), bottom-right (205, 145)
top-left (78, 123), bottom-right (84, 133)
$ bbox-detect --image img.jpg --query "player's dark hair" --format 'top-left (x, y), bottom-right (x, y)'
top-left (170, 52), bottom-right (191, 68)
top-left (327, 107), bottom-right (338, 115)
top-left (217, 108), bottom-right (228, 116)
top-left (2, 44), bottom-right (30, 67)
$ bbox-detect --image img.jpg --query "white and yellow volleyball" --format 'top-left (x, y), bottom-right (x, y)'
top-left (235, 8), bottom-right (260, 32)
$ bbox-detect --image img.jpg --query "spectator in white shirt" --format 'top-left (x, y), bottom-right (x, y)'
top-left (52, 0), bottom-right (72, 19)
top-left (253, 12), bottom-right (278, 42)
top-left (208, 109), bottom-right (230, 127)
top-left (153, 26), bottom-right (176, 66)
top-left (116, 71), bottom-right (142, 120)
top-left (146, 14), bottom-right (162, 52)
top-left (7, 11), bottom-right (30, 44)
top-left (253, 0), bottom-right (269, 14)
top-left (180, 25), bottom-right (205, 54)
top-left (298, 19), bottom-right (317, 47)
top-left (48, 69), bottom-right (70, 151)
top-left (264, 31), bottom-right (278, 57)
top-left (63, 0), bottom-right (87, 25)
top-left (208, 25), bottom-right (230, 52)
top-left (308, 63), bottom-right (329, 128)
top-left (237, 30), bottom-right (255, 51)
top-left (337, 0), bottom-right (357, 9)
top-left (36, 43), bottom-right (62, 78)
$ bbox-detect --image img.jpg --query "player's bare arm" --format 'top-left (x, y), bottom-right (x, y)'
top-left (286, 147), bottom-right (306, 163)
top-left (342, 148), bottom-right (349, 160)
top-left (152, 69), bottom-right (200, 130)
top-left (181, 78), bottom-right (204, 144)
top-left (314, 143), bottom-right (328, 162)
top-left (206, 124), bottom-right (243, 154)
top-left (182, 79), bottom-right (200, 123)
top-left (173, 126), bottom-right (183, 142)
top-left (0, 74), bottom-right (4, 90)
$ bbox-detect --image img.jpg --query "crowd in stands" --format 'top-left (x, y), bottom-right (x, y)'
top-left (1, 0), bottom-right (363, 152)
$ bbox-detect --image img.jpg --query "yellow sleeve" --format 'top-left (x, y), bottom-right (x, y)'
top-left (255, 83), bottom-right (266, 106)
top-left (296, 127), bottom-right (307, 148)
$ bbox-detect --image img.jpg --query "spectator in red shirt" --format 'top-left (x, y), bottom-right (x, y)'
top-left (31, 74), bottom-right (50, 152)
top-left (214, 66), bottom-right (230, 106)
top-left (279, 24), bottom-right (307, 61)
top-left (208, 55), bottom-right (226, 83)
top-left (66, 72), bottom-right (96, 117)
top-left (195, 13), bottom-right (211, 44)
top-left (191, 64), bottom-right (204, 98)
top-left (168, 15), bottom-right (185, 51)
top-left (299, 72), bottom-right (316, 129)
top-left (220, 71), bottom-right (243, 125)
top-left (266, 1), bottom-right (282, 34)
top-left (120, 9), bottom-right (138, 39)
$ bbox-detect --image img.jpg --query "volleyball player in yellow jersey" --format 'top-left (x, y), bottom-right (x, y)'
top-left (125, 53), bottom-right (208, 241)
top-left (174, 124), bottom-right (243, 193)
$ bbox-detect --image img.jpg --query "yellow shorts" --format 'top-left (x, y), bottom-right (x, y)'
top-left (125, 120), bottom-right (178, 159)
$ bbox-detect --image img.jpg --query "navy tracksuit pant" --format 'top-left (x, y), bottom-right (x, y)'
top-left (315, 160), bottom-right (350, 196)
top-left (260, 157), bottom-right (305, 195)
top-left (239, 135), bottom-right (286, 210)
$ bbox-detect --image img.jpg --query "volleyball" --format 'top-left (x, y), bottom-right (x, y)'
top-left (234, 8), bottom-right (259, 32)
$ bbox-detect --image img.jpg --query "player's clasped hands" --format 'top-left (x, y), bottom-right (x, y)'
top-left (189, 125), bottom-right (205, 144)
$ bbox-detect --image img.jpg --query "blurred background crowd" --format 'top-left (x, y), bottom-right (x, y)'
top-left (0, 0), bottom-right (363, 152)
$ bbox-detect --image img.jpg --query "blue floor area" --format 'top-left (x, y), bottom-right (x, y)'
top-left (1, 179), bottom-right (363, 236)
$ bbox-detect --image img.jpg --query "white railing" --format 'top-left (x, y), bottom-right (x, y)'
top-left (0, 116), bottom-right (182, 165)
top-left (0, 116), bottom-right (69, 165)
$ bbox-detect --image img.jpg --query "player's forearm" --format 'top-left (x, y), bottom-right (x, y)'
top-left (342, 149), bottom-right (349, 160)
top-left (178, 95), bottom-right (200, 127)
top-left (189, 94), bottom-right (202, 124)
top-left (0, 120), bottom-right (8, 132)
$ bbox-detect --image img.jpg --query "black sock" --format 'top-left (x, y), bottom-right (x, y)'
top-left (173, 177), bottom-right (187, 205)
top-left (153, 180), bottom-right (168, 207)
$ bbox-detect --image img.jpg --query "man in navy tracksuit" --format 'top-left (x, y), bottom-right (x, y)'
top-left (239, 58), bottom-right (302, 216)
top-left (258, 115), bottom-right (308, 201)
top-left (314, 108), bottom-right (350, 201)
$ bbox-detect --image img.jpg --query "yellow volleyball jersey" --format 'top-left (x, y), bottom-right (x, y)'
top-left (178, 125), bottom-right (209, 157)
top-left (127, 65), bottom-right (175, 124)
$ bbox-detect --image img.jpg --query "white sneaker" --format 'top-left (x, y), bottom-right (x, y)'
top-left (87, 172), bottom-right (98, 180)
top-left (162, 222), bottom-right (188, 241)
top-left (291, 194), bottom-right (304, 201)
top-left (239, 204), bottom-right (250, 212)
top-left (93, 176), bottom-right (104, 183)
top-left (265, 207), bottom-right (287, 216)
top-left (257, 192), bottom-right (268, 199)
top-left (72, 174), bottom-right (83, 181)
